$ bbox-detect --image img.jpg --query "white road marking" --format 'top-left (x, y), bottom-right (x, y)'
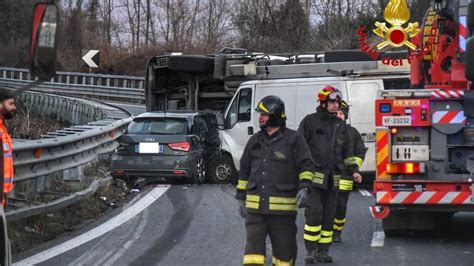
top-left (358, 188), bottom-right (372, 197)
top-left (102, 209), bottom-right (149, 266)
top-left (14, 186), bottom-right (170, 266)
top-left (370, 231), bottom-right (385, 247)
top-left (67, 213), bottom-right (141, 265)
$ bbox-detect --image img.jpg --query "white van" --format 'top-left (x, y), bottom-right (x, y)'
top-left (219, 74), bottom-right (409, 174)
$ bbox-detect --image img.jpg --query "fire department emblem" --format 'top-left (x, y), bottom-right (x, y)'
top-left (373, 0), bottom-right (420, 50)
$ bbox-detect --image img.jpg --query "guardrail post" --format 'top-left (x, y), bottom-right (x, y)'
top-left (63, 166), bottom-right (84, 181)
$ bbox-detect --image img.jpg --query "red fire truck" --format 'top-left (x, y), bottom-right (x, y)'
top-left (371, 0), bottom-right (474, 235)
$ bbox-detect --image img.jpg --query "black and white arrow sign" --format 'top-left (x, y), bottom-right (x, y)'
top-left (82, 50), bottom-right (100, 68)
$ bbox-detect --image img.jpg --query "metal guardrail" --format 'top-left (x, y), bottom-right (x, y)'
top-left (12, 91), bottom-right (132, 182)
top-left (6, 175), bottom-right (112, 221)
top-left (0, 67), bottom-right (145, 103)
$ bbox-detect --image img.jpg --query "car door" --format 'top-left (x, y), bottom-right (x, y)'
top-left (194, 115), bottom-right (209, 153)
top-left (221, 86), bottom-right (254, 170)
top-left (203, 114), bottom-right (220, 148)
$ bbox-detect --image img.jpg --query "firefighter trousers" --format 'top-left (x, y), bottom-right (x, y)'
top-left (304, 187), bottom-right (337, 252)
top-left (334, 191), bottom-right (349, 233)
top-left (243, 213), bottom-right (297, 266)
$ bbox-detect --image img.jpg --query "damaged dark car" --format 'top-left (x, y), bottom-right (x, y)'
top-left (111, 111), bottom-right (225, 185)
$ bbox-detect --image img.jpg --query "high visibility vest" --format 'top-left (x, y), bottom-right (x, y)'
top-left (0, 121), bottom-right (14, 193)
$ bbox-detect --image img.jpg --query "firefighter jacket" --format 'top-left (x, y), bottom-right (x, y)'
top-left (236, 127), bottom-right (315, 215)
top-left (348, 125), bottom-right (366, 169)
top-left (0, 120), bottom-right (14, 194)
top-left (297, 108), bottom-right (359, 191)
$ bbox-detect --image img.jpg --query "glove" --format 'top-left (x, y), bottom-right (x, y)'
top-left (296, 188), bottom-right (310, 208)
top-left (238, 200), bottom-right (247, 218)
top-left (353, 172), bottom-right (363, 183)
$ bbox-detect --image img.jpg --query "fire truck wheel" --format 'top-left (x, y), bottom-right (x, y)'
top-left (433, 212), bottom-right (455, 232)
top-left (383, 229), bottom-right (407, 238)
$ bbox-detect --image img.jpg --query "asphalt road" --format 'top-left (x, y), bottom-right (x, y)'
top-left (13, 184), bottom-right (474, 266)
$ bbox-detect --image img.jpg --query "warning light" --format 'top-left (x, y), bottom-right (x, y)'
top-left (390, 128), bottom-right (398, 134)
top-left (404, 163), bottom-right (414, 174)
top-left (386, 162), bottom-right (424, 174)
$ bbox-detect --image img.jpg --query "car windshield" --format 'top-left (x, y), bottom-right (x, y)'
top-left (127, 118), bottom-right (188, 135)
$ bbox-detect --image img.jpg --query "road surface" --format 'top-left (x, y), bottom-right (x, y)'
top-left (13, 184), bottom-right (474, 265)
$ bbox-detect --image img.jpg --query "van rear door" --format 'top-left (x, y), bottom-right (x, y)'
top-left (345, 79), bottom-right (383, 172)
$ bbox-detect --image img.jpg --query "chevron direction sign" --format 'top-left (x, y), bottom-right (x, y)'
top-left (82, 50), bottom-right (100, 68)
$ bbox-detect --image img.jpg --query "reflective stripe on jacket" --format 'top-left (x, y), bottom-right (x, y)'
top-left (297, 108), bottom-right (359, 191)
top-left (236, 128), bottom-right (315, 215)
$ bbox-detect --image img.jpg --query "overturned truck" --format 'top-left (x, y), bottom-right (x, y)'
top-left (144, 49), bottom-right (408, 112)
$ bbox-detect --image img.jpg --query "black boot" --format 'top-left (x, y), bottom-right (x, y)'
top-left (316, 249), bottom-right (333, 263)
top-left (333, 231), bottom-right (342, 243)
top-left (304, 250), bottom-right (317, 264)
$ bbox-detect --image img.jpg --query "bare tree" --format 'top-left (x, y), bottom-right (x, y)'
top-left (119, 0), bottom-right (142, 51)
top-left (97, 0), bottom-right (115, 45)
top-left (276, 0), bottom-right (310, 52)
top-left (195, 0), bottom-right (233, 52)
top-left (310, 0), bottom-right (379, 50)
top-left (233, 0), bottom-right (285, 52)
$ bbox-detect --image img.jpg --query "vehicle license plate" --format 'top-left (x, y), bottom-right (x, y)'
top-left (137, 142), bottom-right (161, 154)
top-left (382, 116), bottom-right (411, 126)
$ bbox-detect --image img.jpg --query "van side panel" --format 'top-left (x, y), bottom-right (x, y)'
top-left (295, 81), bottom-right (344, 125)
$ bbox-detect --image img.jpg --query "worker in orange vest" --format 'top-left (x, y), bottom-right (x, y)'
top-left (0, 87), bottom-right (17, 206)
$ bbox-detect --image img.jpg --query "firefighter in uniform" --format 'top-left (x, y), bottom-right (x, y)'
top-left (236, 95), bottom-right (315, 266)
top-left (297, 86), bottom-right (362, 263)
top-left (333, 100), bottom-right (366, 243)
top-left (0, 87), bottom-right (17, 206)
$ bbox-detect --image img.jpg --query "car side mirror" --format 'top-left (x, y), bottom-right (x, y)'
top-left (216, 111), bottom-right (225, 130)
top-left (30, 3), bottom-right (59, 81)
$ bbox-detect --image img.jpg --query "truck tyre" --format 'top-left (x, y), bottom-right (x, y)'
top-left (433, 212), bottom-right (454, 232)
top-left (209, 154), bottom-right (236, 184)
top-left (168, 55), bottom-right (214, 73)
